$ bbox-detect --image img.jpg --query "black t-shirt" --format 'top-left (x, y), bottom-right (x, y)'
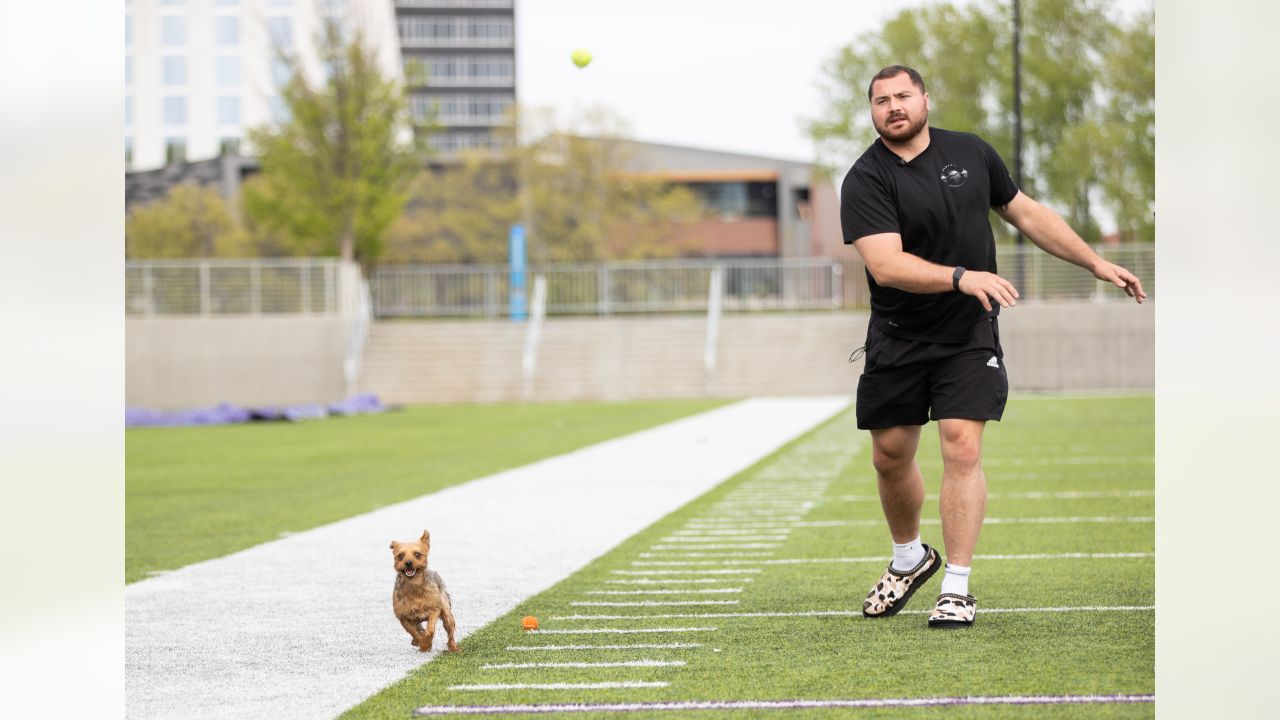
top-left (840, 127), bottom-right (1019, 343)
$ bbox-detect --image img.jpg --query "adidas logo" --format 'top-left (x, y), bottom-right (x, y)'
top-left (986, 357), bottom-right (1000, 368)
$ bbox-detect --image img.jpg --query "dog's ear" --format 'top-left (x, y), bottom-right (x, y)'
top-left (389, 541), bottom-right (397, 551)
top-left (420, 529), bottom-right (431, 545)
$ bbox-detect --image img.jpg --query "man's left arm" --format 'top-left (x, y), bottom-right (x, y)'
top-left (995, 192), bottom-right (1147, 304)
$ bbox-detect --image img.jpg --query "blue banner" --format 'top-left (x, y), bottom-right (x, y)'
top-left (509, 224), bottom-right (526, 321)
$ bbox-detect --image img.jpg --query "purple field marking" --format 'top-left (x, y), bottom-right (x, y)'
top-left (414, 693), bottom-right (1154, 716)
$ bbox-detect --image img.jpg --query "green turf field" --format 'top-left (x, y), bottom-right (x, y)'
top-left (341, 395), bottom-right (1154, 719)
top-left (125, 399), bottom-right (729, 584)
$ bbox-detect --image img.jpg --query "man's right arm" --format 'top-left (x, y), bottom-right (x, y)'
top-left (853, 232), bottom-right (1020, 312)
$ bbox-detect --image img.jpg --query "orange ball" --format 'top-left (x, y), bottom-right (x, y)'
top-left (521, 615), bottom-right (539, 631)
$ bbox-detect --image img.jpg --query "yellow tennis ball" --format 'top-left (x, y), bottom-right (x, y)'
top-left (571, 49), bottom-right (592, 69)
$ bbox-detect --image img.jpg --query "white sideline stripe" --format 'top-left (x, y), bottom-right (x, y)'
top-left (450, 682), bottom-right (670, 692)
top-left (125, 396), bottom-right (850, 720)
top-left (529, 627), bottom-right (718, 635)
top-left (549, 606), bottom-right (1155, 621)
top-left (613, 568), bottom-right (762, 575)
top-left (605, 578), bottom-right (754, 585)
top-left (584, 588), bottom-right (743, 595)
top-left (482, 660), bottom-right (687, 670)
top-left (571, 600), bottom-right (740, 607)
top-left (505, 643), bottom-right (702, 651)
top-left (630, 552), bottom-right (1153, 567)
top-left (650, 543), bottom-right (781, 550)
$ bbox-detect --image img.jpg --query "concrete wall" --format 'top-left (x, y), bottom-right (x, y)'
top-left (357, 302), bottom-right (1153, 404)
top-left (126, 303), bottom-right (1151, 408)
top-left (127, 316), bottom-right (349, 409)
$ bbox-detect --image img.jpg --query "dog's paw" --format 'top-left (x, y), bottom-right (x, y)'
top-left (447, 643), bottom-right (460, 653)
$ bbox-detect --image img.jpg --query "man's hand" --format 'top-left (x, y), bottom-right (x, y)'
top-left (957, 270), bottom-right (1019, 312)
top-left (1091, 260), bottom-right (1147, 304)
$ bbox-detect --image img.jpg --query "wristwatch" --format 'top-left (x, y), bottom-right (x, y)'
top-left (952, 266), bottom-right (966, 291)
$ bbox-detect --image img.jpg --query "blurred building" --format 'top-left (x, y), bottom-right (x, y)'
top-left (125, 0), bottom-right (402, 171)
top-left (616, 139), bottom-right (842, 260)
top-left (392, 0), bottom-right (516, 155)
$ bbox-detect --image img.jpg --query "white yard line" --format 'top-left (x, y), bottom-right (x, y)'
top-left (571, 600), bottom-right (740, 607)
top-left (604, 578), bottom-right (755, 585)
top-left (528, 627), bottom-right (719, 635)
top-left (504, 643), bottom-right (702, 651)
top-left (584, 589), bottom-right (744, 595)
top-left (666, 516), bottom-right (1151, 530)
top-left (482, 660), bottom-right (686, 670)
top-left (612, 568), bottom-right (762, 575)
top-left (831, 490), bottom-right (1153, 502)
top-left (817, 516), bottom-right (1153, 526)
top-left (414, 693), bottom-right (1154, 715)
top-left (629, 552), bottom-right (1152, 567)
top-left (636, 552), bottom-right (775, 558)
top-left (450, 682), bottom-right (670, 691)
top-left (549, 606), bottom-right (1155, 621)
top-left (670, 528), bottom-right (793, 536)
top-left (125, 396), bottom-right (849, 720)
top-left (656, 537), bottom-right (790, 544)
top-left (650, 543), bottom-right (783, 550)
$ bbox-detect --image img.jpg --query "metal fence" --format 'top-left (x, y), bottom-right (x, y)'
top-left (838, 243), bottom-right (1155, 308)
top-left (125, 244), bottom-right (1153, 319)
top-left (999, 243), bottom-right (1155, 303)
top-left (126, 259), bottom-right (343, 316)
top-left (371, 257), bottom-right (846, 318)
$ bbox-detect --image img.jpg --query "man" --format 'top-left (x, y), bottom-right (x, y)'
top-left (840, 65), bottom-right (1145, 628)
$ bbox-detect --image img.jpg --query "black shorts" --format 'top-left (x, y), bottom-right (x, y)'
top-left (855, 317), bottom-right (1008, 430)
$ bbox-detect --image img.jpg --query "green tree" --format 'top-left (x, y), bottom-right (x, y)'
top-left (243, 19), bottom-right (417, 266)
top-left (381, 107), bottom-right (705, 264)
top-left (1095, 9), bottom-right (1155, 241)
top-left (808, 0), bottom-right (1153, 242)
top-left (513, 107), bottom-right (704, 262)
top-left (382, 153), bottom-right (520, 264)
top-left (126, 183), bottom-right (251, 258)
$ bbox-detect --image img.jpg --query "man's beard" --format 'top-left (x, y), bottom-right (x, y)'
top-left (875, 110), bottom-right (928, 143)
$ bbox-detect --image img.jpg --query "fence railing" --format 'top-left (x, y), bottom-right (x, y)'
top-left (124, 244), bottom-right (1153, 319)
top-left (371, 257), bottom-right (846, 318)
top-left (839, 243), bottom-right (1154, 308)
top-left (126, 259), bottom-right (343, 316)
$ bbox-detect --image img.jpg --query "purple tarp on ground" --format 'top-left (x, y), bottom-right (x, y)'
top-left (126, 394), bottom-right (391, 428)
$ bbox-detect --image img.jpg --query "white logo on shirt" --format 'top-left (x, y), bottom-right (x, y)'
top-left (940, 164), bottom-right (969, 188)
top-left (987, 356), bottom-right (999, 368)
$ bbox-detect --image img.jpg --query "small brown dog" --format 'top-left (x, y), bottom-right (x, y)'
top-left (390, 530), bottom-right (459, 653)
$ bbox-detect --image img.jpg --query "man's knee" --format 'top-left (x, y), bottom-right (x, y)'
top-left (939, 422), bottom-right (984, 471)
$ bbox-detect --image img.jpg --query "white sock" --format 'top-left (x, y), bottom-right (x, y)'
top-left (891, 536), bottom-right (926, 572)
top-left (940, 563), bottom-right (971, 596)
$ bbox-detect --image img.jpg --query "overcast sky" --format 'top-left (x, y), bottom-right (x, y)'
top-left (517, 0), bottom-right (1152, 168)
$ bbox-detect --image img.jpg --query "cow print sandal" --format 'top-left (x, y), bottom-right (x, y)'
top-left (928, 592), bottom-right (977, 628)
top-left (862, 544), bottom-right (941, 618)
